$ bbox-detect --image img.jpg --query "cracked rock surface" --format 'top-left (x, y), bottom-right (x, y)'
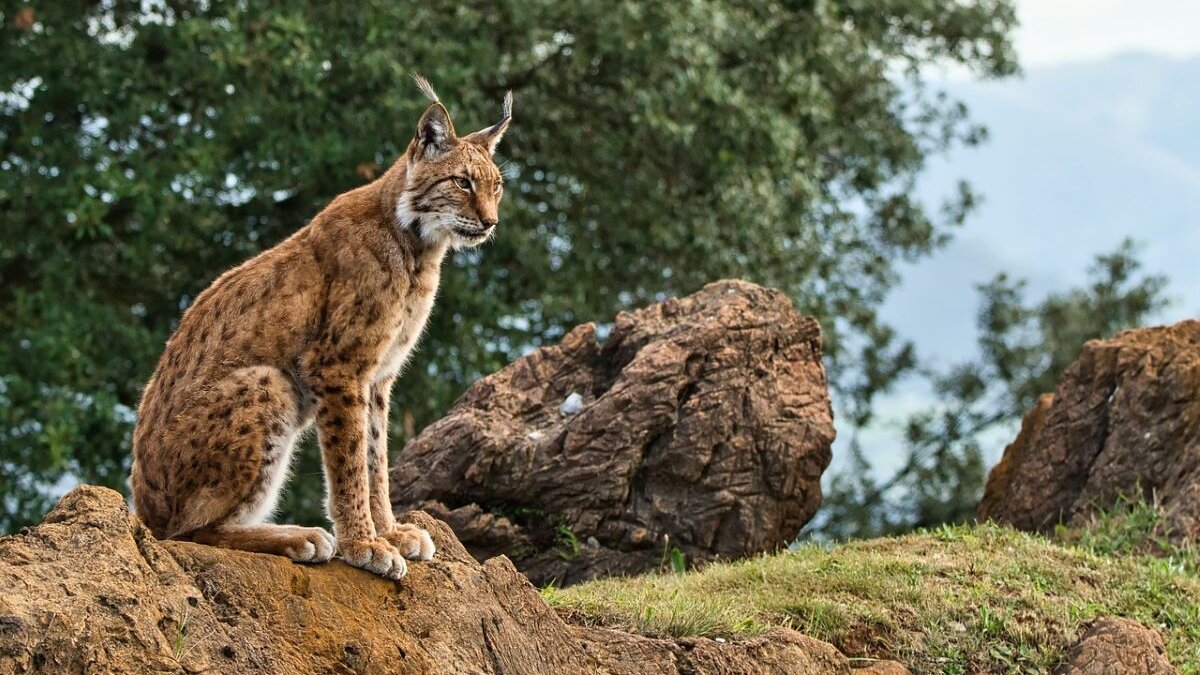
top-left (390, 280), bottom-right (836, 585)
top-left (1056, 617), bottom-right (1176, 675)
top-left (0, 486), bottom-right (851, 674)
top-left (979, 320), bottom-right (1200, 536)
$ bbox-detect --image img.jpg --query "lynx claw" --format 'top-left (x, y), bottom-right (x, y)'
top-left (382, 523), bottom-right (436, 561)
top-left (339, 537), bottom-right (407, 580)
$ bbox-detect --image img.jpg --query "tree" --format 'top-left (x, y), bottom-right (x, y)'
top-left (815, 240), bottom-right (1171, 540)
top-left (0, 1), bottom-right (1018, 531)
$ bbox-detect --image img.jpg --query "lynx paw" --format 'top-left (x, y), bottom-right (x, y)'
top-left (285, 526), bottom-right (336, 563)
top-left (382, 523), bottom-right (436, 561)
top-left (339, 537), bottom-right (407, 580)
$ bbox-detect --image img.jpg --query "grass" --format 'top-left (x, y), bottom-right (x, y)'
top-left (1063, 492), bottom-right (1198, 574)
top-left (168, 600), bottom-right (215, 668)
top-left (544, 505), bottom-right (1200, 674)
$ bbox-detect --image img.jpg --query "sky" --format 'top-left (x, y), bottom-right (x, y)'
top-left (1015, 0), bottom-right (1200, 66)
top-left (846, 1), bottom-right (1200, 477)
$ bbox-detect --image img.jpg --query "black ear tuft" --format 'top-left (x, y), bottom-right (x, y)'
top-left (415, 103), bottom-right (455, 160)
top-left (463, 91), bottom-right (514, 155)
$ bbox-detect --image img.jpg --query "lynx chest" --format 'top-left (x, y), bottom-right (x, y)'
top-left (375, 255), bottom-right (443, 381)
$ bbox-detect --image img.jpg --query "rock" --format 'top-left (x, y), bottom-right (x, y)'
top-left (1056, 617), bottom-right (1176, 674)
top-left (979, 321), bottom-right (1200, 535)
top-left (390, 280), bottom-right (836, 585)
top-left (0, 485), bottom-right (853, 674)
top-left (559, 391), bottom-right (584, 415)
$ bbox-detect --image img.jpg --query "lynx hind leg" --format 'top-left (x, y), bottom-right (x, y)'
top-left (189, 524), bottom-right (335, 563)
top-left (382, 522), bottom-right (436, 561)
top-left (166, 366), bottom-right (310, 539)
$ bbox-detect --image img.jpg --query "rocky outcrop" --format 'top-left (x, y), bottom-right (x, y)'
top-left (0, 486), bottom-right (855, 674)
top-left (390, 280), bottom-right (836, 585)
top-left (979, 321), bottom-right (1200, 535)
top-left (1057, 617), bottom-right (1176, 674)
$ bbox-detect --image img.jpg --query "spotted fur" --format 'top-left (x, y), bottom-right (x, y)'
top-left (129, 79), bottom-right (511, 580)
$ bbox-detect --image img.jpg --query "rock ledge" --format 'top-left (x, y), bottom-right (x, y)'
top-left (0, 486), bottom-right (850, 674)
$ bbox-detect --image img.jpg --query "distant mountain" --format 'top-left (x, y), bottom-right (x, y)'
top-left (882, 53), bottom-right (1200, 364)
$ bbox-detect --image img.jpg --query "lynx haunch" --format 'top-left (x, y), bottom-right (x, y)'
top-left (130, 77), bottom-right (511, 580)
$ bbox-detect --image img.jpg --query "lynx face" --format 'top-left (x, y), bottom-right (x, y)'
top-left (397, 82), bottom-right (512, 250)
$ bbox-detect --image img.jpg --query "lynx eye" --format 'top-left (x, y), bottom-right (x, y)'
top-left (493, 183), bottom-right (503, 195)
top-left (452, 176), bottom-right (473, 192)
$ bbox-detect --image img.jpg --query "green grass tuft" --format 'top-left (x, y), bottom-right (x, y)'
top-left (1062, 492), bottom-right (1198, 574)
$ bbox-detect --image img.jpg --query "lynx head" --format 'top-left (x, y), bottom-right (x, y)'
top-left (396, 74), bottom-right (512, 249)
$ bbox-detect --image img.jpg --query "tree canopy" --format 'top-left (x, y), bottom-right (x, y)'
top-left (0, 1), bottom-right (1017, 531)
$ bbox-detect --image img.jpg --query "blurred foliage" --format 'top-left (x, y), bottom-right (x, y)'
top-left (815, 240), bottom-right (1171, 540)
top-left (0, 0), bottom-right (1017, 531)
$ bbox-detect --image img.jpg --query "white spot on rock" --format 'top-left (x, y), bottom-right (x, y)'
top-left (559, 392), bottom-right (584, 415)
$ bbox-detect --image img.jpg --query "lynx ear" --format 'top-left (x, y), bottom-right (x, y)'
top-left (414, 103), bottom-right (456, 160)
top-left (410, 73), bottom-right (455, 159)
top-left (464, 90), bottom-right (513, 155)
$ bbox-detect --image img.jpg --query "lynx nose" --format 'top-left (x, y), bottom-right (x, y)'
top-left (480, 217), bottom-right (498, 230)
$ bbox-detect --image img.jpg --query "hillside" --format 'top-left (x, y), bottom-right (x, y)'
top-left (547, 508), bottom-right (1199, 673)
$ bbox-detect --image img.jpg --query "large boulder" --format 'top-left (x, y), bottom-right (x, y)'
top-left (0, 485), bottom-right (854, 674)
top-left (979, 320), bottom-right (1200, 535)
top-left (391, 280), bottom-right (836, 585)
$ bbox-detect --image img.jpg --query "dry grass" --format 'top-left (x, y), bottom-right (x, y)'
top-left (545, 519), bottom-right (1200, 674)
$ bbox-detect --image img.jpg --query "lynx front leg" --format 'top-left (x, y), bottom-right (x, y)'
top-left (368, 377), bottom-right (435, 561)
top-left (314, 375), bottom-right (407, 580)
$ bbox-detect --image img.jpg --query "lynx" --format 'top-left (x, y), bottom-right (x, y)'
top-left (129, 76), bottom-right (511, 579)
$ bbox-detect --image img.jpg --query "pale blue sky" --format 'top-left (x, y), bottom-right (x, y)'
top-left (846, 2), bottom-right (1200, 476)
